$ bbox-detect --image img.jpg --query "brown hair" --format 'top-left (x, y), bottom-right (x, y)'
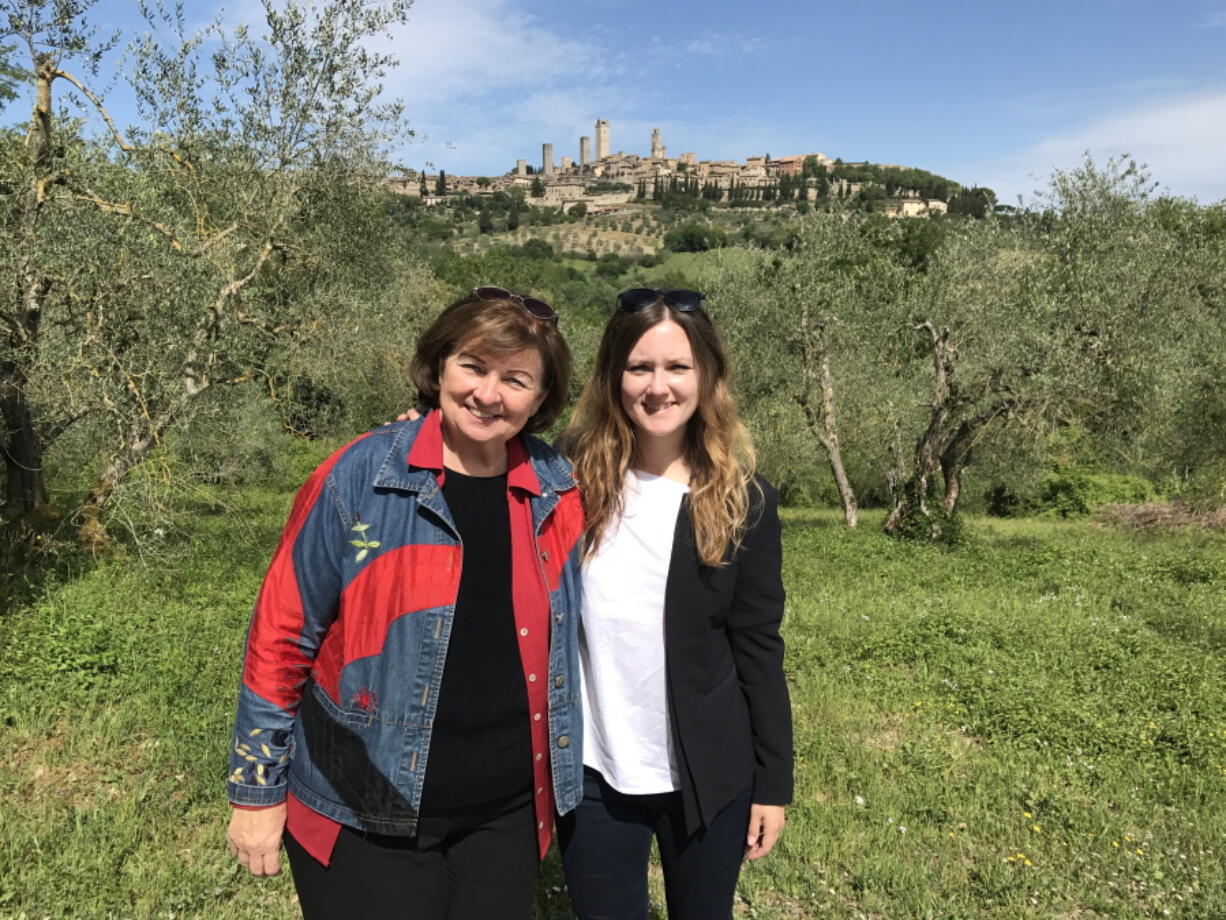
top-left (410, 291), bottom-right (571, 434)
top-left (563, 300), bottom-right (757, 566)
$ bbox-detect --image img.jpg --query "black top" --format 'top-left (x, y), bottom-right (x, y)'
top-left (420, 469), bottom-right (532, 811)
top-left (663, 476), bottom-right (793, 833)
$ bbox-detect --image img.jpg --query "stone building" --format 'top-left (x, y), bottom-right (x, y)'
top-left (407, 116), bottom-right (949, 221)
top-left (650, 127), bottom-right (666, 159)
top-left (770, 152), bottom-right (832, 176)
top-left (595, 119), bottom-right (610, 160)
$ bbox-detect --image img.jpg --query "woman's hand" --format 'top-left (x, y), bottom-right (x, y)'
top-left (227, 803), bottom-right (287, 877)
top-left (745, 803), bottom-right (786, 860)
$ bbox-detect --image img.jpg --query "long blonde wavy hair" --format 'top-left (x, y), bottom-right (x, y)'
top-left (563, 299), bottom-right (757, 567)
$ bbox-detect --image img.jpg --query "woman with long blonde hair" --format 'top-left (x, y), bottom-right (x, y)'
top-left (559, 288), bottom-right (792, 920)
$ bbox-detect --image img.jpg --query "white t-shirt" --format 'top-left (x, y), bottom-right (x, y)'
top-left (580, 470), bottom-right (688, 794)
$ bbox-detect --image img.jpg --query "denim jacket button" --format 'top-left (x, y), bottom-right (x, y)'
top-left (557, 735), bottom-right (569, 748)
top-left (554, 675), bottom-right (564, 687)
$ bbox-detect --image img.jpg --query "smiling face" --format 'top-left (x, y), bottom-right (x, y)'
top-left (620, 319), bottom-right (700, 451)
top-left (438, 346), bottom-right (547, 455)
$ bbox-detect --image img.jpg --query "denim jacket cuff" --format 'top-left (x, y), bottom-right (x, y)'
top-left (227, 779), bottom-right (288, 807)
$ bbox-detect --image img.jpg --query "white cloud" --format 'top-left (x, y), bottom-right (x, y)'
top-left (682, 32), bottom-right (766, 56)
top-left (958, 90), bottom-right (1226, 205)
top-left (196, 0), bottom-right (603, 105)
top-left (381, 0), bottom-right (602, 105)
top-left (366, 0), bottom-right (638, 173)
top-left (174, 0), bottom-right (779, 177)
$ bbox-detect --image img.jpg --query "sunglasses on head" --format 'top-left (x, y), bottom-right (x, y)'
top-left (473, 285), bottom-right (558, 324)
top-left (615, 288), bottom-right (706, 314)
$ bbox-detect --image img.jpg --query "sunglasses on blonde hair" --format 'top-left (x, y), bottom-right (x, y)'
top-left (473, 285), bottom-right (558, 324)
top-left (615, 288), bottom-right (706, 314)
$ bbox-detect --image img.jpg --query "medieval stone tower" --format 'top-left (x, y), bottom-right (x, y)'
top-left (580, 136), bottom-right (591, 165)
top-left (595, 119), bottom-right (610, 160)
top-left (542, 143), bottom-right (554, 176)
top-left (651, 127), bottom-right (666, 159)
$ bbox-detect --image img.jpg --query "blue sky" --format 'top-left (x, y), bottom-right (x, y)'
top-left (8, 0), bottom-right (1226, 203)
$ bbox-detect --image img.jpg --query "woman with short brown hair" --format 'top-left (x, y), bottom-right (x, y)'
top-left (226, 287), bottom-right (587, 920)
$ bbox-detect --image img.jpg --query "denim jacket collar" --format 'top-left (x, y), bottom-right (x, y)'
top-left (372, 412), bottom-right (576, 498)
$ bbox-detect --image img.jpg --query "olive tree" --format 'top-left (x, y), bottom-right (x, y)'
top-left (0, 0), bottom-right (413, 549)
top-left (882, 157), bottom-right (1226, 537)
top-left (713, 210), bottom-right (911, 524)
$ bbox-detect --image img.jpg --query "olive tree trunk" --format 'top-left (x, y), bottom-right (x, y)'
top-left (795, 307), bottom-right (858, 526)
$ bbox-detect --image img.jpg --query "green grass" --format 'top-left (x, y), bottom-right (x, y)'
top-left (1, 497), bottom-right (1223, 918)
top-left (639, 248), bottom-right (758, 285)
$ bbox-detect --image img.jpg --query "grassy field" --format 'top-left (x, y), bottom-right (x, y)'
top-left (1, 482), bottom-right (1223, 918)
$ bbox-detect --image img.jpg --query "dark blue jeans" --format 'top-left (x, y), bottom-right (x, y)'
top-left (558, 768), bottom-right (751, 920)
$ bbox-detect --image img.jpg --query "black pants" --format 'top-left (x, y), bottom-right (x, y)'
top-left (285, 792), bottom-right (539, 920)
top-left (558, 769), bottom-right (751, 920)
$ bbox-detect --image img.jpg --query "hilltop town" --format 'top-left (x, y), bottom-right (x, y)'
top-left (390, 118), bottom-right (964, 219)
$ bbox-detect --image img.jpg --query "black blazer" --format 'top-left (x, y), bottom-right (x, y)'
top-left (663, 475), bottom-right (793, 834)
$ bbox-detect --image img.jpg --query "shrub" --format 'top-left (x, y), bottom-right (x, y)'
top-left (985, 483), bottom-right (1031, 517)
top-left (1181, 459), bottom-right (1226, 510)
top-left (662, 221), bottom-right (727, 253)
top-left (1037, 469), bottom-right (1156, 517)
top-left (594, 253), bottom-right (629, 279)
top-left (889, 502), bottom-right (966, 545)
top-left (519, 238), bottom-right (554, 260)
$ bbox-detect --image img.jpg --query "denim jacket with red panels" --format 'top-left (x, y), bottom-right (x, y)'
top-left (227, 413), bottom-right (586, 854)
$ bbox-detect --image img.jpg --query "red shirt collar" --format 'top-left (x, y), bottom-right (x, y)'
top-left (406, 410), bottom-right (541, 496)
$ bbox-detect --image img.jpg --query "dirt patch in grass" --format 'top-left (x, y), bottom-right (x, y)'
top-left (1094, 502), bottom-right (1226, 531)
top-left (856, 713), bottom-right (906, 751)
top-left (944, 725), bottom-right (983, 751)
top-left (736, 887), bottom-right (818, 918)
top-left (1, 716), bottom-right (154, 808)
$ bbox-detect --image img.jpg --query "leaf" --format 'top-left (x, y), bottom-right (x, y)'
top-left (351, 523), bottom-right (371, 532)
top-left (261, 744), bottom-right (271, 758)
top-left (365, 541), bottom-right (381, 548)
top-left (248, 729), bottom-right (263, 737)
top-left (348, 539), bottom-right (367, 548)
top-left (356, 548), bottom-right (369, 562)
